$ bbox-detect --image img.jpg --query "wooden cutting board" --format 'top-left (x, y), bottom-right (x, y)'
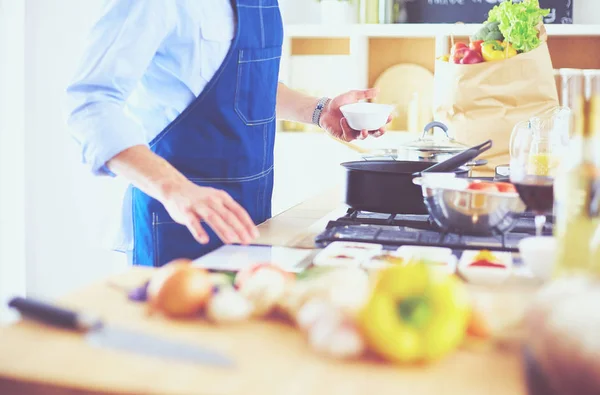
top-left (372, 64), bottom-right (434, 132)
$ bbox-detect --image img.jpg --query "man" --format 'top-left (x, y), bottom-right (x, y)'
top-left (65, 0), bottom-right (387, 267)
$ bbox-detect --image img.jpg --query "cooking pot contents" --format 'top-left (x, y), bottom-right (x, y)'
top-left (413, 176), bottom-right (526, 237)
top-left (509, 106), bottom-right (571, 236)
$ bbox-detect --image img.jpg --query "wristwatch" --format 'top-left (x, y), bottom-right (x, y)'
top-left (312, 97), bottom-right (331, 128)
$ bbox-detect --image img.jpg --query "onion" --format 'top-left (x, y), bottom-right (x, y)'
top-left (147, 260), bottom-right (212, 318)
top-left (525, 275), bottom-right (600, 395)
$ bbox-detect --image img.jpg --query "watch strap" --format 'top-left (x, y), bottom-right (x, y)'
top-left (312, 97), bottom-right (331, 128)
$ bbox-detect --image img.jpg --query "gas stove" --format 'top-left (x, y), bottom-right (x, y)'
top-left (315, 208), bottom-right (553, 254)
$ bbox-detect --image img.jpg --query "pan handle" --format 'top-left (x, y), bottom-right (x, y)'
top-left (419, 139), bottom-right (493, 175)
top-left (470, 139), bottom-right (493, 153)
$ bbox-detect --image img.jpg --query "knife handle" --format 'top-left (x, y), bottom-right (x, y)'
top-left (8, 297), bottom-right (101, 331)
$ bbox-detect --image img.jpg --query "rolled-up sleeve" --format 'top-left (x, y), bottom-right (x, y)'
top-left (64, 0), bottom-right (174, 176)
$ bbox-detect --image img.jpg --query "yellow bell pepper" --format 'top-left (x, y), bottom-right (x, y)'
top-left (481, 40), bottom-right (517, 62)
top-left (359, 263), bottom-right (471, 363)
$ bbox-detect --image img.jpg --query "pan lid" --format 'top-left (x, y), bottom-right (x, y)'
top-left (401, 121), bottom-right (470, 154)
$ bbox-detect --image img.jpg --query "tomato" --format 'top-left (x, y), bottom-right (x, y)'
top-left (467, 182), bottom-right (499, 192)
top-left (495, 182), bottom-right (517, 193)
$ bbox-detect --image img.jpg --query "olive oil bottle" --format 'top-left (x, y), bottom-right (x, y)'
top-left (553, 98), bottom-right (600, 276)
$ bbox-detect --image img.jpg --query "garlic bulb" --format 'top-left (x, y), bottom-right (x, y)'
top-left (306, 303), bottom-right (366, 359)
top-left (237, 268), bottom-right (289, 317)
top-left (206, 288), bottom-right (252, 324)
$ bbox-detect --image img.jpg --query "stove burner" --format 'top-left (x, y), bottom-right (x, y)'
top-left (316, 208), bottom-right (554, 253)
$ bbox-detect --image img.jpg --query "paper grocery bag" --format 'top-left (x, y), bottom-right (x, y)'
top-left (432, 41), bottom-right (559, 174)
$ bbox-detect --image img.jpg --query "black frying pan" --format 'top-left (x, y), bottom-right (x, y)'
top-left (341, 140), bottom-right (492, 215)
top-left (341, 161), bottom-right (470, 215)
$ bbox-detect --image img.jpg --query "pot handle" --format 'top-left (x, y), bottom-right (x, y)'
top-left (422, 121), bottom-right (451, 139)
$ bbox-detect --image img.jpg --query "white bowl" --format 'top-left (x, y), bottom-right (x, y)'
top-left (339, 102), bottom-right (394, 131)
top-left (518, 236), bottom-right (557, 281)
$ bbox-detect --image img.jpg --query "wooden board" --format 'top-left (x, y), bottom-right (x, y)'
top-left (547, 36), bottom-right (600, 69)
top-left (0, 267), bottom-right (532, 395)
top-left (291, 38), bottom-right (350, 56)
top-left (368, 38), bottom-right (436, 87)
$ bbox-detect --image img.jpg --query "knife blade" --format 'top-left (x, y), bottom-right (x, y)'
top-left (8, 296), bottom-right (234, 368)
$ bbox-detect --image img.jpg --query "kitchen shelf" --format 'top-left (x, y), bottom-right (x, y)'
top-left (278, 23), bottom-right (600, 133)
top-left (284, 23), bottom-right (600, 38)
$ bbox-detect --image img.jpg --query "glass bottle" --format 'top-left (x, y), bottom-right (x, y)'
top-left (583, 69), bottom-right (600, 136)
top-left (360, 0), bottom-right (379, 24)
top-left (559, 68), bottom-right (584, 138)
top-left (553, 94), bottom-right (600, 277)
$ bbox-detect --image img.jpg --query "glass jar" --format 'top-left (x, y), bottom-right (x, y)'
top-left (559, 68), bottom-right (584, 137)
top-left (583, 69), bottom-right (600, 137)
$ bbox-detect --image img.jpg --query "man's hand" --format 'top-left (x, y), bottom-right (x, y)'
top-left (107, 145), bottom-right (259, 246)
top-left (319, 88), bottom-right (391, 142)
top-left (161, 181), bottom-right (259, 245)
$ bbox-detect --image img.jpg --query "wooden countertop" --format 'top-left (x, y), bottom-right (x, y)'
top-left (0, 185), bottom-right (535, 395)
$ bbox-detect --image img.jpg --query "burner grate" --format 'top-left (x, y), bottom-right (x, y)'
top-left (319, 208), bottom-right (553, 253)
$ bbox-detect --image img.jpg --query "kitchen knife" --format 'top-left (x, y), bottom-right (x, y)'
top-left (8, 296), bottom-right (234, 368)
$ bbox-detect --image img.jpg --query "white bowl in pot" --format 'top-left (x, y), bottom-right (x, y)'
top-left (340, 102), bottom-right (395, 131)
top-left (518, 236), bottom-right (557, 281)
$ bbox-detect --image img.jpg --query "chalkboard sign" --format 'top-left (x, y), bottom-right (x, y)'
top-left (404, 0), bottom-right (573, 24)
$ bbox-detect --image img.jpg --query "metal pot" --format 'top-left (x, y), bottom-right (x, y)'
top-left (413, 175), bottom-right (526, 236)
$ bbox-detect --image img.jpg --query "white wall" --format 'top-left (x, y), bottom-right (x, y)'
top-left (22, 0), bottom-right (130, 302)
top-left (0, 0), bottom-right (27, 323)
top-left (574, 0), bottom-right (600, 24)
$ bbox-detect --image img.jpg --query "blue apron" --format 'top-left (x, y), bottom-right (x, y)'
top-left (131, 0), bottom-right (283, 267)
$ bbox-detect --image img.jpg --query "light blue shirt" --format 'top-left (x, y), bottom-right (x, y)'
top-left (64, 0), bottom-right (236, 251)
top-left (65, 0), bottom-right (235, 176)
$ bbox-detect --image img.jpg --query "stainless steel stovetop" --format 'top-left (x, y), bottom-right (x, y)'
top-left (314, 209), bottom-right (553, 254)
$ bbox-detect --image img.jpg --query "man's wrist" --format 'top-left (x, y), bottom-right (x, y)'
top-left (312, 97), bottom-right (331, 128)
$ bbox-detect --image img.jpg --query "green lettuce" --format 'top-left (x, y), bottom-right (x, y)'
top-left (486, 0), bottom-right (550, 53)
